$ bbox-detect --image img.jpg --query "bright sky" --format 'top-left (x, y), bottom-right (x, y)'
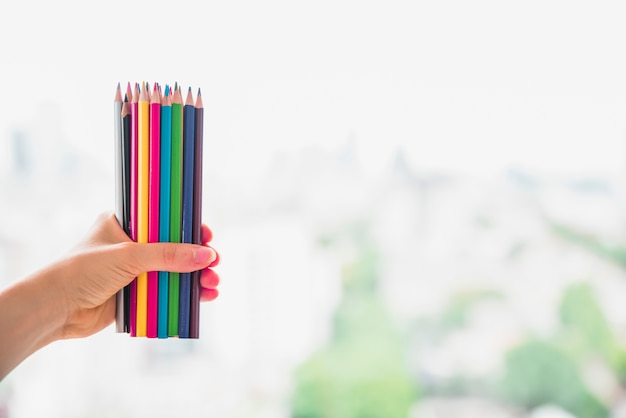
top-left (2, 0), bottom-right (626, 178)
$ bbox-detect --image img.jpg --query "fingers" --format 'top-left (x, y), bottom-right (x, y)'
top-left (200, 268), bottom-right (220, 289)
top-left (202, 224), bottom-right (213, 244)
top-left (209, 250), bottom-right (220, 267)
top-left (200, 225), bottom-right (220, 267)
top-left (201, 288), bottom-right (219, 302)
top-left (199, 269), bottom-right (220, 302)
top-left (126, 242), bottom-right (217, 276)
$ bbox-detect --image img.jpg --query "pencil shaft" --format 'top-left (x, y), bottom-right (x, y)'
top-left (158, 96), bottom-right (172, 338)
top-left (179, 91), bottom-right (196, 338)
top-left (136, 85), bottom-right (150, 337)
top-left (190, 99), bottom-right (204, 338)
top-left (129, 85), bottom-right (139, 337)
top-left (168, 90), bottom-right (183, 336)
top-left (113, 84), bottom-right (125, 333)
top-left (147, 90), bottom-right (161, 338)
top-left (121, 104), bottom-right (132, 333)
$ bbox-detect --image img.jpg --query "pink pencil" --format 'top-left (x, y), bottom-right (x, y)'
top-left (129, 82), bottom-right (140, 337)
top-left (147, 83), bottom-right (161, 338)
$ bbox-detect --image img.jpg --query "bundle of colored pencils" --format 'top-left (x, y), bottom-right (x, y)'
top-left (113, 81), bottom-right (204, 339)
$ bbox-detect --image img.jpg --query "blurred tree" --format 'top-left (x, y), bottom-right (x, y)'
top-left (558, 282), bottom-right (626, 385)
top-left (291, 224), bottom-right (417, 418)
top-left (550, 223), bottom-right (626, 269)
top-left (497, 339), bottom-right (608, 417)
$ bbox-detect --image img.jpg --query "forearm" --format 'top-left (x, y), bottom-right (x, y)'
top-left (0, 267), bottom-right (67, 380)
top-left (0, 212), bottom-right (219, 380)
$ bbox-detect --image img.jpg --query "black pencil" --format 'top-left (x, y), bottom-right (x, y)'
top-left (114, 83), bottom-right (125, 333)
top-left (121, 94), bottom-right (132, 332)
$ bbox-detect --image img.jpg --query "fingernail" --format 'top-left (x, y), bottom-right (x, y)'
top-left (194, 247), bottom-right (216, 265)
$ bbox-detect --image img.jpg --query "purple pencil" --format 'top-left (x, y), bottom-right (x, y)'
top-left (190, 88), bottom-right (204, 338)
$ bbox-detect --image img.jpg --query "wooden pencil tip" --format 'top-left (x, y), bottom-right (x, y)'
top-left (185, 87), bottom-right (194, 105)
top-left (195, 88), bottom-right (204, 108)
top-left (114, 83), bottom-right (123, 101)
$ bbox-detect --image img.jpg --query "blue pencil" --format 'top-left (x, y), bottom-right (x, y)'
top-left (179, 87), bottom-right (196, 338)
top-left (158, 86), bottom-right (173, 338)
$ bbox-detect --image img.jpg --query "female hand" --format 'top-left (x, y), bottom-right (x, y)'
top-left (0, 211), bottom-right (221, 380)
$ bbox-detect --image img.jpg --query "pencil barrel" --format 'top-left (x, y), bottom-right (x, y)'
top-left (114, 82), bottom-right (206, 339)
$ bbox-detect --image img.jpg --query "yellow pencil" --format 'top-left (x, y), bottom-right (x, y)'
top-left (136, 81), bottom-right (150, 337)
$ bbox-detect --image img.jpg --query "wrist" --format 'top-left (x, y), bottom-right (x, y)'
top-left (21, 265), bottom-right (69, 345)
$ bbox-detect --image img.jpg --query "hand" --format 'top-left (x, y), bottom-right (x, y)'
top-left (62, 211), bottom-right (221, 338)
top-left (0, 211), bottom-right (221, 380)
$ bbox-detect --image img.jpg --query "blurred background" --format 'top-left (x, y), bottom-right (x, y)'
top-left (2, 1), bottom-right (626, 417)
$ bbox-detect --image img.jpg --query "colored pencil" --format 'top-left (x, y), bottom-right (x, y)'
top-left (129, 83), bottom-right (140, 336)
top-left (136, 82), bottom-right (150, 337)
top-left (113, 81), bottom-right (207, 338)
top-left (113, 83), bottom-right (125, 333)
top-left (158, 85), bottom-right (172, 338)
top-left (121, 93), bottom-right (132, 332)
top-left (179, 87), bottom-right (196, 338)
top-left (190, 88), bottom-right (204, 339)
top-left (147, 84), bottom-right (161, 338)
top-left (168, 84), bottom-right (184, 337)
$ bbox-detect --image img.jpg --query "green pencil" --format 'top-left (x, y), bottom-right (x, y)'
top-left (168, 84), bottom-right (184, 336)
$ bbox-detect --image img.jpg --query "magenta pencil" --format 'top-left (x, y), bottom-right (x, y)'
top-left (129, 82), bottom-right (140, 337)
top-left (147, 83), bottom-right (161, 338)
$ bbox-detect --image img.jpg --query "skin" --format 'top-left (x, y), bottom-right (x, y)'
top-left (0, 212), bottom-right (221, 381)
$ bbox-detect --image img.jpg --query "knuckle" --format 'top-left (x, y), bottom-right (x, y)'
top-left (117, 242), bottom-right (140, 273)
top-left (162, 245), bottom-right (178, 268)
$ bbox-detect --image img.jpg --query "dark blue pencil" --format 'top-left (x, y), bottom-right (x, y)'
top-left (179, 87), bottom-right (195, 338)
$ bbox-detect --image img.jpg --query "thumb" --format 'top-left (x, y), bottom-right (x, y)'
top-left (127, 242), bottom-right (217, 275)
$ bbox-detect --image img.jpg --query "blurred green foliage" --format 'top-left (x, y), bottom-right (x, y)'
top-left (495, 281), bottom-right (626, 417)
top-left (291, 224), bottom-right (417, 418)
top-left (551, 222), bottom-right (626, 269)
top-left (559, 282), bottom-right (626, 383)
top-left (293, 219), bottom-right (626, 417)
top-left (497, 339), bottom-right (608, 417)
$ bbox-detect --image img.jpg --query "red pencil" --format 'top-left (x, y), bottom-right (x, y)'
top-left (147, 83), bottom-right (161, 338)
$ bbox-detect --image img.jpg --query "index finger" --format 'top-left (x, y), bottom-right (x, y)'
top-left (202, 224), bottom-right (213, 244)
